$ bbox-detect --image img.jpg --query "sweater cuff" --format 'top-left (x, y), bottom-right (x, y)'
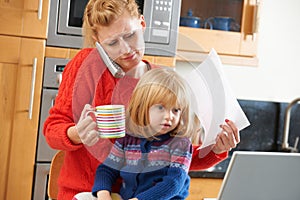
top-left (44, 122), bottom-right (83, 151)
top-left (60, 123), bottom-right (83, 151)
top-left (189, 146), bottom-right (228, 171)
top-left (214, 151), bottom-right (228, 159)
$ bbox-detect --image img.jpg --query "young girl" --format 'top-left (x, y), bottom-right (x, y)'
top-left (92, 68), bottom-right (201, 200)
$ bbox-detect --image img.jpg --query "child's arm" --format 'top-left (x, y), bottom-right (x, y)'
top-left (92, 164), bottom-right (120, 197)
top-left (92, 139), bottom-right (125, 197)
top-left (135, 167), bottom-right (189, 199)
top-left (134, 138), bottom-right (192, 199)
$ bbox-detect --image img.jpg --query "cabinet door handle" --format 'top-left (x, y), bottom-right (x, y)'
top-left (28, 58), bottom-right (37, 119)
top-left (37, 0), bottom-right (43, 20)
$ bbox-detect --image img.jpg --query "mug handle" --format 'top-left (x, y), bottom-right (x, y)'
top-left (85, 109), bottom-right (96, 118)
top-left (204, 17), bottom-right (214, 30)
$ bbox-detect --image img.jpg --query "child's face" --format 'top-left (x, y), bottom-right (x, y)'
top-left (149, 104), bottom-right (181, 136)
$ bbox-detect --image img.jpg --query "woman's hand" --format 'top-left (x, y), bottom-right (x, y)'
top-left (67, 104), bottom-right (99, 146)
top-left (212, 119), bottom-right (240, 155)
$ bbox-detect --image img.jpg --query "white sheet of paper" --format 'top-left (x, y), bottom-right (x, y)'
top-left (183, 49), bottom-right (250, 149)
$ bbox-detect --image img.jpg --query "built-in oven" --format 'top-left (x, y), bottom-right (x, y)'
top-left (32, 58), bottom-right (69, 200)
top-left (47, 0), bottom-right (182, 56)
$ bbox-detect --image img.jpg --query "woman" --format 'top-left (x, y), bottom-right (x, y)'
top-left (43, 0), bottom-right (239, 199)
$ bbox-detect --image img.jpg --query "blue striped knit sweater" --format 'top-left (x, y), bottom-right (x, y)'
top-left (92, 133), bottom-right (193, 200)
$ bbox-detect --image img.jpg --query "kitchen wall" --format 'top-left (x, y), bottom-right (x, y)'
top-left (176, 0), bottom-right (300, 103)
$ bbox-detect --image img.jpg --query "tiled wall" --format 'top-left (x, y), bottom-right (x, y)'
top-left (189, 99), bottom-right (300, 178)
top-left (237, 100), bottom-right (280, 151)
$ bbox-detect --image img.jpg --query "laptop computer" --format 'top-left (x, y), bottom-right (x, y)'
top-left (211, 151), bottom-right (300, 200)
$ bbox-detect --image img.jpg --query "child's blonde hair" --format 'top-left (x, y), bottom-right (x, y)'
top-left (82, 0), bottom-right (140, 47)
top-left (126, 68), bottom-right (201, 143)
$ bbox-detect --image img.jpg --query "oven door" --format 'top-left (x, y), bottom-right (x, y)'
top-left (33, 88), bottom-right (58, 200)
top-left (32, 163), bottom-right (51, 200)
top-left (36, 89), bottom-right (58, 162)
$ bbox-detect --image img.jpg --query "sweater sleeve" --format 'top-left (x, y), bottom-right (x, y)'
top-left (136, 138), bottom-right (192, 200)
top-left (136, 167), bottom-right (189, 200)
top-left (43, 48), bottom-right (93, 151)
top-left (92, 139), bottom-right (125, 197)
top-left (92, 164), bottom-right (120, 197)
top-left (189, 145), bottom-right (228, 171)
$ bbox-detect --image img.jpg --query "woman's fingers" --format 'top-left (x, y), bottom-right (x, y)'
top-left (213, 119), bottom-right (241, 154)
top-left (225, 119), bottom-right (240, 143)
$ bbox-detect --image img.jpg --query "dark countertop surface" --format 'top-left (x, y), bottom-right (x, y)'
top-left (189, 156), bottom-right (231, 178)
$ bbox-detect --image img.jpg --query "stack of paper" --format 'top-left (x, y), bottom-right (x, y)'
top-left (182, 49), bottom-right (250, 149)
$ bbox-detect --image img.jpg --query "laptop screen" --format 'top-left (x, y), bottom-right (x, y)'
top-left (217, 151), bottom-right (300, 200)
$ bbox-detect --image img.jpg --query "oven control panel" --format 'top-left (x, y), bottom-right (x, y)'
top-left (143, 0), bottom-right (181, 45)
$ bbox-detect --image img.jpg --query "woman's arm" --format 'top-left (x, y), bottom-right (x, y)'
top-left (190, 119), bottom-right (240, 170)
top-left (190, 145), bottom-right (227, 171)
top-left (43, 48), bottom-right (94, 151)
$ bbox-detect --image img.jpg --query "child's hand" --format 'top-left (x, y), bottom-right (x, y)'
top-left (111, 193), bottom-right (123, 200)
top-left (97, 190), bottom-right (112, 200)
top-left (129, 198), bottom-right (138, 200)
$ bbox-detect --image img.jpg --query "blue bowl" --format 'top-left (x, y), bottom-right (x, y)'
top-left (180, 16), bottom-right (201, 28)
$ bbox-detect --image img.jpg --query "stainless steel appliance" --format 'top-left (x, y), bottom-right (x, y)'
top-left (32, 58), bottom-right (69, 200)
top-left (47, 0), bottom-right (181, 56)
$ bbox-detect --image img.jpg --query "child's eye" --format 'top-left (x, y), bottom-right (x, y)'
top-left (153, 104), bottom-right (165, 111)
top-left (157, 105), bottom-right (164, 110)
top-left (173, 108), bottom-right (181, 114)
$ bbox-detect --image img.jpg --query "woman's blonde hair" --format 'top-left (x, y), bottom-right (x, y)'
top-left (126, 68), bottom-right (201, 143)
top-left (82, 0), bottom-right (140, 47)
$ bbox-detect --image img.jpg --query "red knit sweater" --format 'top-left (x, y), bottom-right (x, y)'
top-left (43, 48), bottom-right (227, 200)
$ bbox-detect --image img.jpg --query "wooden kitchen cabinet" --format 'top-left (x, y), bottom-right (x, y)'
top-left (178, 0), bottom-right (260, 66)
top-left (0, 0), bottom-right (50, 39)
top-left (0, 35), bottom-right (45, 200)
top-left (0, 36), bottom-right (19, 200)
top-left (0, 1), bottom-right (48, 198)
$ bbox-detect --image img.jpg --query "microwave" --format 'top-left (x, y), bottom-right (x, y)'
top-left (47, 0), bottom-right (182, 57)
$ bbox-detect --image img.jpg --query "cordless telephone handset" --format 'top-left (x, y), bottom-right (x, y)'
top-left (95, 42), bottom-right (125, 78)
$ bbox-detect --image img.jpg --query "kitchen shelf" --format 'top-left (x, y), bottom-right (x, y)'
top-left (178, 0), bottom-right (260, 66)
